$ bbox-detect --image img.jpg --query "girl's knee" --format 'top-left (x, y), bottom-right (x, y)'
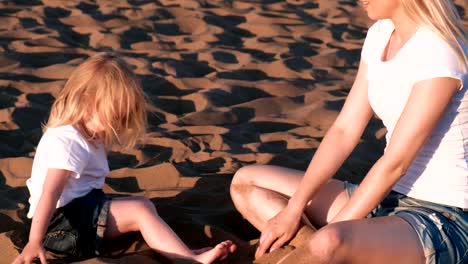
top-left (132, 196), bottom-right (157, 214)
top-left (107, 197), bottom-right (157, 234)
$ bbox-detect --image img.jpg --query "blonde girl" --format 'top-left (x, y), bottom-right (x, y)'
top-left (231, 0), bottom-right (467, 263)
top-left (13, 52), bottom-right (236, 264)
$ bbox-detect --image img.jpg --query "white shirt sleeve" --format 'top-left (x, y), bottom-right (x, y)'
top-left (45, 131), bottom-right (90, 178)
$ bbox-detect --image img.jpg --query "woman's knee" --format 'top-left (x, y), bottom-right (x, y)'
top-left (230, 165), bottom-right (261, 199)
top-left (232, 165), bottom-right (258, 186)
top-left (307, 225), bottom-right (346, 262)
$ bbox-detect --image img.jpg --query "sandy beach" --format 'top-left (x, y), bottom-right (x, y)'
top-left (1, 0), bottom-right (466, 263)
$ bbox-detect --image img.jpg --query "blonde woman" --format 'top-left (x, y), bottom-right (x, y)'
top-left (13, 53), bottom-right (236, 264)
top-left (230, 0), bottom-right (467, 263)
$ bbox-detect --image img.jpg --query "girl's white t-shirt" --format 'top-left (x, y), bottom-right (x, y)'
top-left (362, 19), bottom-right (468, 209)
top-left (26, 125), bottom-right (109, 218)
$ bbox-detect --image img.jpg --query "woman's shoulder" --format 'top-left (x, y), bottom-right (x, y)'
top-left (362, 19), bottom-right (394, 48)
top-left (418, 27), bottom-right (467, 55)
top-left (413, 27), bottom-right (464, 67)
top-left (366, 19), bottom-right (394, 35)
top-left (361, 19), bottom-right (394, 60)
top-left (409, 27), bottom-right (467, 84)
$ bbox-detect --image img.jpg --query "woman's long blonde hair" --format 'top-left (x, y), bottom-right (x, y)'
top-left (45, 52), bottom-right (148, 149)
top-left (401, 0), bottom-right (467, 71)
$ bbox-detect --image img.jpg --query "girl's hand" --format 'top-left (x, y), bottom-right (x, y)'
top-left (255, 206), bottom-right (302, 259)
top-left (16, 168), bottom-right (70, 264)
top-left (13, 242), bottom-right (47, 264)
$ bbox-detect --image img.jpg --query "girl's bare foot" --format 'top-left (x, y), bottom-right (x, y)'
top-left (192, 247), bottom-right (212, 254)
top-left (193, 240), bottom-right (236, 264)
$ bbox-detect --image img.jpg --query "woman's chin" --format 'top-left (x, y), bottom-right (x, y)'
top-left (366, 12), bottom-right (381, 21)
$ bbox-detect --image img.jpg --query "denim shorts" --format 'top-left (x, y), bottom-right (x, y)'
top-left (344, 181), bottom-right (467, 264)
top-left (42, 189), bottom-right (111, 259)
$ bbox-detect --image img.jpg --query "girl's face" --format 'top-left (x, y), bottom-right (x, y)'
top-left (359, 0), bottom-right (401, 20)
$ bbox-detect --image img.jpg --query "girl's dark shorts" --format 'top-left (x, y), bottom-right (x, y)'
top-left (344, 181), bottom-right (468, 264)
top-left (42, 189), bottom-right (111, 258)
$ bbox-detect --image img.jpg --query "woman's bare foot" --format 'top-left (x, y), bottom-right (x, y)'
top-left (193, 240), bottom-right (236, 264)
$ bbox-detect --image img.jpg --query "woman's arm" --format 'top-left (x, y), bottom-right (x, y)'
top-left (288, 60), bottom-right (374, 214)
top-left (256, 60), bottom-right (374, 257)
top-left (331, 77), bottom-right (461, 223)
top-left (13, 168), bottom-right (70, 264)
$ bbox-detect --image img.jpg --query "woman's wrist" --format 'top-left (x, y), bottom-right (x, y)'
top-left (286, 195), bottom-right (308, 216)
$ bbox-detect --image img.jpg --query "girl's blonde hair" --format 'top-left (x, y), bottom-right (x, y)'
top-left (401, 0), bottom-right (467, 71)
top-left (46, 52), bottom-right (148, 149)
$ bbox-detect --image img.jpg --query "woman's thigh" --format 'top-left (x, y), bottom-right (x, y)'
top-left (308, 215), bottom-right (425, 264)
top-left (232, 165), bottom-right (349, 226)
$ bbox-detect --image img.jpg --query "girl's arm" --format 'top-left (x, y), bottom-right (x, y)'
top-left (14, 168), bottom-right (70, 264)
top-left (331, 77), bottom-right (461, 222)
top-left (256, 60), bottom-right (374, 257)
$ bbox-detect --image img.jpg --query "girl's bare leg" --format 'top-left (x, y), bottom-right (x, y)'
top-left (103, 196), bottom-right (236, 264)
top-left (279, 216), bottom-right (425, 264)
top-left (230, 165), bottom-right (349, 231)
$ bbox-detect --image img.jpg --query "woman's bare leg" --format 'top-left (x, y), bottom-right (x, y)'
top-left (279, 216), bottom-right (425, 264)
top-left (103, 196), bottom-right (236, 264)
top-left (230, 165), bottom-right (349, 231)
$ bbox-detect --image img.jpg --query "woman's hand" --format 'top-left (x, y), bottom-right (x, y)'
top-left (13, 241), bottom-right (47, 264)
top-left (255, 205), bottom-right (303, 259)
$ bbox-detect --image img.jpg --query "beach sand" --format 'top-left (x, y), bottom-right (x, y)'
top-left (1, 0), bottom-right (466, 263)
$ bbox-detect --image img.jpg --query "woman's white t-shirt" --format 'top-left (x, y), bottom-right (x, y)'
top-left (362, 19), bottom-right (468, 209)
top-left (26, 125), bottom-right (109, 218)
